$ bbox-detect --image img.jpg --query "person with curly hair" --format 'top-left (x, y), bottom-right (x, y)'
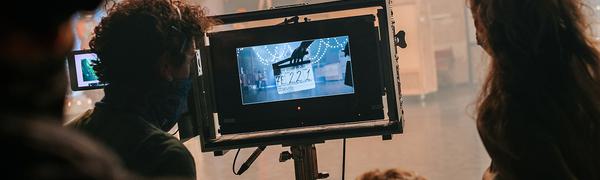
top-left (470, 0), bottom-right (600, 179)
top-left (70, 0), bottom-right (216, 179)
top-left (358, 168), bottom-right (427, 180)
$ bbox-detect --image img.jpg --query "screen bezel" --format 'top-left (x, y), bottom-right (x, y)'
top-left (67, 50), bottom-right (106, 91)
top-left (208, 15), bottom-right (384, 134)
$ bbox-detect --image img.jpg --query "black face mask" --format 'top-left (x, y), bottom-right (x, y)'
top-left (143, 79), bottom-right (192, 131)
top-left (0, 56), bottom-right (68, 121)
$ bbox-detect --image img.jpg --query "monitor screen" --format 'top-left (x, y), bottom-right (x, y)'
top-left (206, 15), bottom-right (385, 134)
top-left (236, 36), bottom-right (354, 105)
top-left (68, 51), bottom-right (105, 90)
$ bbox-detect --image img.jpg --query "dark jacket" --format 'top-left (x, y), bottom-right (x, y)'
top-left (72, 104), bottom-right (196, 179)
top-left (1, 117), bottom-right (135, 179)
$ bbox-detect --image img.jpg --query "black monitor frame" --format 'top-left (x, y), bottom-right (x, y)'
top-left (179, 0), bottom-right (404, 153)
top-left (210, 15), bottom-right (383, 134)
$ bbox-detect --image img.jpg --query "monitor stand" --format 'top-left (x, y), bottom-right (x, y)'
top-left (280, 143), bottom-right (330, 180)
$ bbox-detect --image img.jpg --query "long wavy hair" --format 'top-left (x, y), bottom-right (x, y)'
top-left (471, 0), bottom-right (600, 178)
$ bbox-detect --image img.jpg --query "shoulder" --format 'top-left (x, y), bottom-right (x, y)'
top-left (0, 118), bottom-right (134, 179)
top-left (484, 119), bottom-right (577, 179)
top-left (142, 130), bottom-right (194, 161)
top-left (75, 107), bottom-right (151, 143)
top-left (137, 129), bottom-right (196, 178)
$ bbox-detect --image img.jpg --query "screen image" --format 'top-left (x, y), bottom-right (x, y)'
top-left (237, 36), bottom-right (355, 105)
top-left (74, 53), bottom-right (102, 88)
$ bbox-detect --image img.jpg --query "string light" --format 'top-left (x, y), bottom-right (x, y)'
top-left (252, 47), bottom-right (272, 65)
top-left (240, 36), bottom-right (349, 66)
top-left (313, 42), bottom-right (328, 64)
top-left (321, 37), bottom-right (347, 49)
top-left (307, 40), bottom-right (323, 61)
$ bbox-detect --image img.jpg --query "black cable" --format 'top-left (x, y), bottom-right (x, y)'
top-left (342, 138), bottom-right (347, 180)
top-left (232, 146), bottom-right (266, 175)
top-left (232, 149), bottom-right (242, 175)
top-left (171, 129), bottom-right (179, 136)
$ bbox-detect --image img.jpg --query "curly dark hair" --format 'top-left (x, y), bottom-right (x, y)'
top-left (90, 0), bottom-right (217, 85)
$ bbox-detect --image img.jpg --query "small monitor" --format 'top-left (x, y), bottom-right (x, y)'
top-left (67, 50), bottom-right (106, 91)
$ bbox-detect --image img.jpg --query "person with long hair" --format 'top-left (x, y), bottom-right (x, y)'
top-left (470, 0), bottom-right (600, 179)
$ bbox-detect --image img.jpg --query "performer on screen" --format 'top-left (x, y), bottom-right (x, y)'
top-left (272, 40), bottom-right (313, 76)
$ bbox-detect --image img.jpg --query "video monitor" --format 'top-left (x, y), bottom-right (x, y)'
top-left (237, 36), bottom-right (354, 105)
top-left (67, 50), bottom-right (106, 91)
top-left (203, 15), bottom-right (385, 134)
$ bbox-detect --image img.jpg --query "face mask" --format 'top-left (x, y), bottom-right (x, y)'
top-left (145, 78), bottom-right (192, 131)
